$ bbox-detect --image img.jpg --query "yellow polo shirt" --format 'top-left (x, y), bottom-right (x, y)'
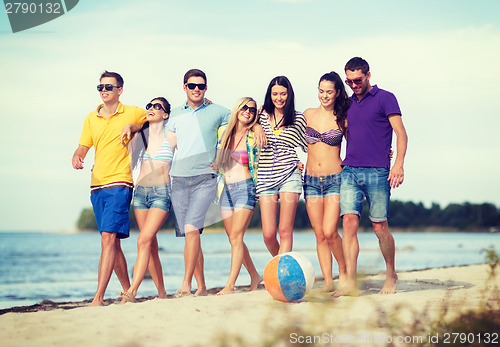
top-left (79, 103), bottom-right (146, 187)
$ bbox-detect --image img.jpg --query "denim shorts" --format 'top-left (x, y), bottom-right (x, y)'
top-left (90, 186), bottom-right (132, 239)
top-left (303, 172), bottom-right (341, 199)
top-left (220, 178), bottom-right (256, 211)
top-left (340, 166), bottom-right (391, 222)
top-left (171, 174), bottom-right (217, 237)
top-left (132, 185), bottom-right (171, 212)
top-left (258, 168), bottom-right (303, 196)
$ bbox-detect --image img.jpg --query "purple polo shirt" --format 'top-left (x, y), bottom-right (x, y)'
top-left (342, 85), bottom-right (401, 169)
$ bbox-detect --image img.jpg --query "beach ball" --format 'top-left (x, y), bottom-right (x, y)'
top-left (263, 252), bottom-right (315, 302)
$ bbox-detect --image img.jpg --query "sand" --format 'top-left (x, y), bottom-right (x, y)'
top-left (0, 264), bottom-right (498, 347)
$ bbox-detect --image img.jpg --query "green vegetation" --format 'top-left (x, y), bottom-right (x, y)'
top-left (76, 200), bottom-right (500, 231)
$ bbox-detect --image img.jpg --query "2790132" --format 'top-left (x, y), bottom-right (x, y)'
top-left (442, 332), bottom-right (498, 344)
top-left (5, 2), bottom-right (62, 14)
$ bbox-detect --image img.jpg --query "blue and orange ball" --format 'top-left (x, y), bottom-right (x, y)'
top-left (263, 252), bottom-right (315, 302)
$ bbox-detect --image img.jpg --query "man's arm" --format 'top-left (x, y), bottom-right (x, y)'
top-left (388, 114), bottom-right (408, 188)
top-left (72, 145), bottom-right (90, 170)
top-left (120, 123), bottom-right (143, 146)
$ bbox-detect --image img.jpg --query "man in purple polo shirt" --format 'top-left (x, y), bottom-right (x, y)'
top-left (338, 57), bottom-right (408, 296)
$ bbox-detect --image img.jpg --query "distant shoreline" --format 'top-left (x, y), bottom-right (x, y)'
top-left (37, 227), bottom-right (499, 234)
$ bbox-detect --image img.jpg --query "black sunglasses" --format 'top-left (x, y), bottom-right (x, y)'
top-left (241, 104), bottom-right (257, 114)
top-left (97, 84), bottom-right (120, 92)
top-left (345, 78), bottom-right (364, 86)
top-left (185, 83), bottom-right (206, 90)
top-left (146, 102), bottom-right (167, 112)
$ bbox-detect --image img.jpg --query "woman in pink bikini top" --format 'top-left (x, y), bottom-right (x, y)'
top-left (212, 97), bottom-right (262, 296)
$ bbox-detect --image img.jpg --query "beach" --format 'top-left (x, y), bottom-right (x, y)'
top-left (1, 264), bottom-right (498, 347)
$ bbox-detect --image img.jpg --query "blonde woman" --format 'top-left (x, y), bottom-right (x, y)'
top-left (213, 97), bottom-right (263, 295)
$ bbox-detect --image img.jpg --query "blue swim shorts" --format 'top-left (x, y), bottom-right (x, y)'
top-left (340, 166), bottom-right (391, 222)
top-left (90, 186), bottom-right (133, 239)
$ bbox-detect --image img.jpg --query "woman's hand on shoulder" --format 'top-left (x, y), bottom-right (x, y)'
top-left (296, 161), bottom-right (304, 174)
top-left (252, 123), bottom-right (267, 148)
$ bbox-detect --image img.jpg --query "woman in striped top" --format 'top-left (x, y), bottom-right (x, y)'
top-left (303, 72), bottom-right (350, 294)
top-left (257, 76), bottom-right (307, 256)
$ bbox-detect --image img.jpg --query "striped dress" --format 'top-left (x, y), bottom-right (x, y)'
top-left (256, 111), bottom-right (307, 194)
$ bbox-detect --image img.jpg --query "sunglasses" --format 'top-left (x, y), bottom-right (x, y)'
top-left (146, 102), bottom-right (167, 112)
top-left (241, 104), bottom-right (257, 114)
top-left (185, 83), bottom-right (206, 90)
top-left (97, 84), bottom-right (120, 92)
top-left (345, 78), bottom-right (364, 86)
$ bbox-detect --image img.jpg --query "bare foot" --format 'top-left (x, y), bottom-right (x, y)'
top-left (158, 288), bottom-right (167, 299)
top-left (320, 282), bottom-right (335, 293)
top-left (250, 275), bottom-right (263, 291)
top-left (119, 291), bottom-right (136, 304)
top-left (194, 287), bottom-right (207, 296)
top-left (88, 300), bottom-right (103, 307)
top-left (379, 272), bottom-right (398, 294)
top-left (332, 283), bottom-right (358, 298)
top-left (176, 284), bottom-right (192, 296)
top-left (216, 286), bottom-right (235, 296)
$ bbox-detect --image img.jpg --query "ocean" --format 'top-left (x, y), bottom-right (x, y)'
top-left (0, 230), bottom-right (499, 310)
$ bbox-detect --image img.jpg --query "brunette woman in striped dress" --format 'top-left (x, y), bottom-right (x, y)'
top-left (257, 76), bottom-right (307, 256)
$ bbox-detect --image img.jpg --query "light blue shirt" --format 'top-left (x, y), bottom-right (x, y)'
top-left (166, 99), bottom-right (230, 177)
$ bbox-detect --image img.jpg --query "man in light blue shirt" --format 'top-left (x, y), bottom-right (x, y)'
top-left (167, 69), bottom-right (230, 296)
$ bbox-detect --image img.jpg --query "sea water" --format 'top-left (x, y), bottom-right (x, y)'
top-left (0, 231), bottom-right (499, 309)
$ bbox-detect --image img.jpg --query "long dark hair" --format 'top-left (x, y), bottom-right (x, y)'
top-left (262, 76), bottom-right (296, 127)
top-left (319, 72), bottom-right (350, 135)
top-left (130, 97), bottom-right (170, 170)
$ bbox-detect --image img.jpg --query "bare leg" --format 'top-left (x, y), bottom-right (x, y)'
top-left (322, 195), bottom-right (347, 293)
top-left (194, 248), bottom-right (207, 296)
top-left (277, 192), bottom-right (300, 254)
top-left (373, 221), bottom-right (398, 294)
top-left (148, 235), bottom-right (167, 298)
top-left (335, 214), bottom-right (360, 297)
top-left (306, 196), bottom-right (334, 291)
top-left (241, 242), bottom-right (263, 290)
top-left (260, 195), bottom-right (280, 256)
top-left (137, 209), bottom-right (167, 298)
top-left (90, 232), bottom-right (119, 306)
top-left (218, 208), bottom-right (257, 295)
top-left (113, 238), bottom-right (131, 292)
top-left (120, 209), bottom-right (167, 303)
top-left (178, 225), bottom-right (201, 295)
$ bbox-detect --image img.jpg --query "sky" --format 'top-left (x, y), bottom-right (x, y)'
top-left (0, 0), bottom-right (499, 231)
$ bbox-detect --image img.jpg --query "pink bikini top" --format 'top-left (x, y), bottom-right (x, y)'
top-left (230, 130), bottom-right (249, 165)
top-left (231, 150), bottom-right (249, 165)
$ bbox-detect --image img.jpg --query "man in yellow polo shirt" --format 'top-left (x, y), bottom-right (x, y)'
top-left (72, 71), bottom-right (146, 306)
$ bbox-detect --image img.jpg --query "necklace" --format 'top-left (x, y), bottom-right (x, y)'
top-left (272, 113), bottom-right (284, 130)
